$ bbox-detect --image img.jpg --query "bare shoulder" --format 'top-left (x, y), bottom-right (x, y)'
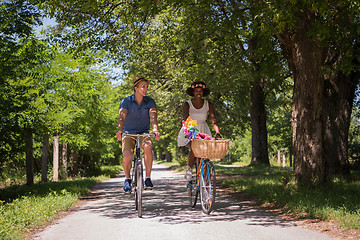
top-left (183, 101), bottom-right (190, 106)
top-left (182, 101), bottom-right (190, 109)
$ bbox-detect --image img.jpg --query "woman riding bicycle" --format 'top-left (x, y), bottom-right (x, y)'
top-left (116, 76), bottom-right (160, 194)
top-left (177, 81), bottom-right (221, 180)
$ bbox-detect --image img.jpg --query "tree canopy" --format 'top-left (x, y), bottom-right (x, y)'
top-left (1, 0), bottom-right (359, 186)
top-left (1, 0), bottom-right (121, 182)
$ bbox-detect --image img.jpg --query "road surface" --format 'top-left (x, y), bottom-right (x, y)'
top-left (34, 163), bottom-right (335, 240)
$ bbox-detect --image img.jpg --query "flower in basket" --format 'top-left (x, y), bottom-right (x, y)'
top-left (182, 116), bottom-right (198, 139)
top-left (196, 132), bottom-right (215, 140)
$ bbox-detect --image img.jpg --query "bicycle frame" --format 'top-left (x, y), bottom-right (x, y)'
top-left (123, 133), bottom-right (153, 180)
top-left (194, 158), bottom-right (213, 190)
top-left (122, 132), bottom-right (154, 217)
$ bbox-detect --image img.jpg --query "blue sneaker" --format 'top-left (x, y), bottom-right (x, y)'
top-left (123, 179), bottom-right (132, 194)
top-left (145, 178), bottom-right (153, 190)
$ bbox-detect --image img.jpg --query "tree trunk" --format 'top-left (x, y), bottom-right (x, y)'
top-left (153, 147), bottom-right (158, 160)
top-left (275, 9), bottom-right (360, 184)
top-left (322, 71), bottom-right (359, 177)
top-left (282, 150), bottom-right (286, 167)
top-left (78, 154), bottom-right (84, 173)
top-left (277, 151), bottom-right (281, 165)
top-left (53, 136), bottom-right (59, 181)
top-left (159, 149), bottom-right (164, 160)
top-left (289, 41), bottom-right (326, 184)
top-left (165, 149), bottom-right (172, 162)
top-left (250, 78), bottom-right (270, 166)
top-left (69, 148), bottom-right (79, 177)
top-left (277, 10), bottom-right (328, 185)
top-left (61, 143), bottom-right (68, 179)
top-left (25, 129), bottom-right (34, 185)
top-left (41, 133), bottom-right (49, 182)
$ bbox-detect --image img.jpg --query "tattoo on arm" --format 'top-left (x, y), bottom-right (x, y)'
top-left (149, 108), bottom-right (159, 131)
top-left (118, 108), bottom-right (127, 131)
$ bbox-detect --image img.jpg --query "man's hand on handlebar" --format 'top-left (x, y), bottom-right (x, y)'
top-left (153, 131), bottom-right (160, 141)
top-left (116, 131), bottom-right (122, 141)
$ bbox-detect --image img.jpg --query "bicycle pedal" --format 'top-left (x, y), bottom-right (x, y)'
top-left (144, 187), bottom-right (153, 190)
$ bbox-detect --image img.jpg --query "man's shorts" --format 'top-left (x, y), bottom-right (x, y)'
top-left (122, 134), bottom-right (152, 154)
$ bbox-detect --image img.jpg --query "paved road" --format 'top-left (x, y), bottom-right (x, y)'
top-left (34, 163), bottom-right (335, 240)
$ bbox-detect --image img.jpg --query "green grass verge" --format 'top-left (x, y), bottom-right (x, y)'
top-left (216, 165), bottom-right (360, 230)
top-left (0, 165), bottom-right (122, 240)
top-left (155, 159), bottom-right (186, 170)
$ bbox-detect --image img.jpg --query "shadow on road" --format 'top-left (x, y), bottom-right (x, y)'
top-left (78, 164), bottom-right (293, 228)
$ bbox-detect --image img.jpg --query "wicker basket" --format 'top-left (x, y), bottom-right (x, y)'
top-left (192, 138), bottom-right (229, 159)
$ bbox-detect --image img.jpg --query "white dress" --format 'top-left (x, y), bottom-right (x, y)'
top-left (177, 99), bottom-right (212, 147)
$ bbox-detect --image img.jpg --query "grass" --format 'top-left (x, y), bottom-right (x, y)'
top-left (0, 165), bottom-right (122, 240)
top-left (155, 159), bottom-right (187, 170)
top-left (158, 158), bottom-right (360, 230)
top-left (216, 164), bottom-right (360, 230)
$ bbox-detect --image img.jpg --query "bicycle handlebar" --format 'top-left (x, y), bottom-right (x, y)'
top-left (122, 132), bottom-right (156, 139)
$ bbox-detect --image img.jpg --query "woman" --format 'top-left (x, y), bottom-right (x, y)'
top-left (177, 81), bottom-right (221, 180)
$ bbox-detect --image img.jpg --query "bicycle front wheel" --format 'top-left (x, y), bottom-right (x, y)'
top-left (133, 161), bottom-right (138, 210)
top-left (135, 163), bottom-right (143, 217)
top-left (188, 166), bottom-right (198, 208)
top-left (200, 159), bottom-right (216, 214)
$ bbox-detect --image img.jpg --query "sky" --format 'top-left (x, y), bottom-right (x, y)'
top-left (34, 17), bottom-right (125, 85)
top-left (34, 17), bottom-right (57, 36)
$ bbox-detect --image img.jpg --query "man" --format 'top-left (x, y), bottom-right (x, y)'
top-left (116, 76), bottom-right (160, 194)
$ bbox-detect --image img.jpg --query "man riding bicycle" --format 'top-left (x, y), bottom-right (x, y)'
top-left (116, 76), bottom-right (160, 194)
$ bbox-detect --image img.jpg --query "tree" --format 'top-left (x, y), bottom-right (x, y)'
top-left (41, 133), bottom-right (49, 182)
top-left (256, 0), bottom-right (360, 184)
top-left (0, 0), bottom-right (45, 183)
top-left (0, 1), bottom-right (121, 182)
top-left (41, 48), bottom-right (118, 177)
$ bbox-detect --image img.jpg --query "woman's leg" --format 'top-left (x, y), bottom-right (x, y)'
top-left (185, 142), bottom-right (195, 180)
top-left (188, 148), bottom-right (195, 168)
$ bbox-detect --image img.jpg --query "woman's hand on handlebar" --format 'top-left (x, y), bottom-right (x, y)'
top-left (215, 132), bottom-right (222, 139)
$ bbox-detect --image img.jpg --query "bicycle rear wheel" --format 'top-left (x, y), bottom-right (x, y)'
top-left (188, 166), bottom-right (198, 208)
top-left (200, 159), bottom-right (216, 214)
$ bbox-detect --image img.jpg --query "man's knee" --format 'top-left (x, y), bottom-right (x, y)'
top-left (142, 141), bottom-right (152, 152)
top-left (122, 149), bottom-right (133, 160)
